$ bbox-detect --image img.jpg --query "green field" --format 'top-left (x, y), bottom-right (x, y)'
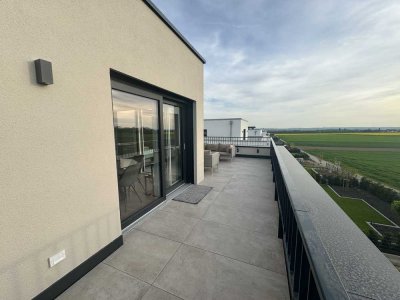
top-left (322, 185), bottom-right (392, 232)
top-left (307, 150), bottom-right (400, 190)
top-left (277, 133), bottom-right (400, 148)
top-left (276, 132), bottom-right (400, 190)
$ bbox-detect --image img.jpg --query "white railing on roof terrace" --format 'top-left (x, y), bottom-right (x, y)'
top-left (204, 136), bottom-right (271, 147)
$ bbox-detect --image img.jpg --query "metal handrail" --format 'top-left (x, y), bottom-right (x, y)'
top-left (271, 140), bottom-right (400, 300)
top-left (204, 136), bottom-right (271, 147)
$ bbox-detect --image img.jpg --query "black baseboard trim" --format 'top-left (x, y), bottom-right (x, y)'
top-left (121, 196), bottom-right (165, 229)
top-left (33, 235), bottom-right (123, 300)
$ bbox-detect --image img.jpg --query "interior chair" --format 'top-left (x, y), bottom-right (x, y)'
top-left (132, 155), bottom-right (145, 190)
top-left (119, 157), bottom-right (144, 212)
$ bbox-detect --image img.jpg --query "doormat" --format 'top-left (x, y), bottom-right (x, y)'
top-left (173, 185), bottom-right (212, 204)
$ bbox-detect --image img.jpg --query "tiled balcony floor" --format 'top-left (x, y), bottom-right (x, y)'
top-left (58, 157), bottom-right (289, 300)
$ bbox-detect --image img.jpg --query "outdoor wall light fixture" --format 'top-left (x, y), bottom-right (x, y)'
top-left (34, 59), bottom-right (53, 85)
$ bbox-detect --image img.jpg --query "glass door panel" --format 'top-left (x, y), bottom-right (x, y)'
top-left (112, 90), bottom-right (161, 223)
top-left (163, 103), bottom-right (183, 190)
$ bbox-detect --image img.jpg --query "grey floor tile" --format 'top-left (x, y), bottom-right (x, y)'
top-left (104, 230), bottom-right (180, 284)
top-left (142, 286), bottom-right (182, 300)
top-left (160, 197), bottom-right (213, 219)
top-left (58, 158), bottom-right (288, 299)
top-left (200, 176), bottom-right (230, 183)
top-left (136, 210), bottom-right (199, 242)
top-left (214, 191), bottom-right (278, 216)
top-left (223, 183), bottom-right (274, 197)
top-left (57, 263), bottom-right (149, 300)
top-left (202, 190), bottom-right (220, 200)
top-left (184, 220), bottom-right (286, 274)
top-left (203, 203), bottom-right (278, 235)
top-left (199, 181), bottom-right (227, 192)
top-left (154, 244), bottom-right (289, 300)
top-left (225, 181), bottom-right (275, 194)
top-left (202, 173), bottom-right (232, 182)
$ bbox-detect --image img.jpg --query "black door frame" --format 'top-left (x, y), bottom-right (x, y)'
top-left (162, 99), bottom-right (188, 194)
top-left (110, 70), bottom-right (195, 228)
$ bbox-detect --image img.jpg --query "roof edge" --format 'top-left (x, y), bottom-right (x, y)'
top-left (205, 118), bottom-right (249, 122)
top-left (143, 0), bottom-right (206, 64)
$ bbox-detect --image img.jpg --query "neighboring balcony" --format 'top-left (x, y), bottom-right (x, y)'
top-left (58, 157), bottom-right (289, 299)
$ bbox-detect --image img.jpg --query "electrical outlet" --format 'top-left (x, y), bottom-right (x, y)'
top-left (48, 250), bottom-right (66, 268)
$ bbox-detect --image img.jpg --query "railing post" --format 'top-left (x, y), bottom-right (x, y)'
top-left (278, 214), bottom-right (283, 239)
top-left (298, 250), bottom-right (310, 299)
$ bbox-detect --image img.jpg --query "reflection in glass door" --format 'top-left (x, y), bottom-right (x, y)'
top-left (112, 90), bottom-right (161, 224)
top-left (163, 103), bottom-right (183, 191)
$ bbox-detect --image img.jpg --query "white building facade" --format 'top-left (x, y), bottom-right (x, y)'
top-left (204, 118), bottom-right (248, 137)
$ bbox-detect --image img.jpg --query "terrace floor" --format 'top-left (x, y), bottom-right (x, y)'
top-left (58, 157), bottom-right (289, 300)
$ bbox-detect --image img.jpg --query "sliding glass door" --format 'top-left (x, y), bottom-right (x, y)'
top-left (112, 90), bottom-right (161, 224)
top-left (110, 75), bottom-right (194, 228)
top-left (163, 103), bottom-right (183, 192)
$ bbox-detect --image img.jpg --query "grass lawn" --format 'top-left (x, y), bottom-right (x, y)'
top-left (322, 185), bottom-right (392, 233)
top-left (276, 132), bottom-right (400, 190)
top-left (307, 150), bottom-right (400, 190)
top-left (277, 132), bottom-right (400, 148)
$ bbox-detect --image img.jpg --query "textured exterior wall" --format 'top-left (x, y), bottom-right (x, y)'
top-left (204, 119), bottom-right (246, 137)
top-left (233, 120), bottom-right (249, 138)
top-left (0, 0), bottom-right (204, 298)
top-left (240, 120), bottom-right (249, 138)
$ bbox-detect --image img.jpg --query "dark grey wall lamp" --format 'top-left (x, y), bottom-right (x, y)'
top-left (34, 59), bottom-right (53, 85)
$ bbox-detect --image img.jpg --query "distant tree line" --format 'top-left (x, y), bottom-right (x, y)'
top-left (286, 146), bottom-right (310, 160)
top-left (392, 201), bottom-right (400, 215)
top-left (313, 173), bottom-right (399, 203)
top-left (271, 135), bottom-right (285, 145)
top-left (269, 128), bottom-right (400, 134)
top-left (359, 178), bottom-right (399, 203)
top-left (367, 229), bottom-right (400, 255)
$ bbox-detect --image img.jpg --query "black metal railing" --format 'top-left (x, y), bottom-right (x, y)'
top-left (204, 136), bottom-right (271, 147)
top-left (271, 140), bottom-right (400, 300)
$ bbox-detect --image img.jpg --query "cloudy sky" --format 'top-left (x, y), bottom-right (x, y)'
top-left (153, 0), bottom-right (400, 128)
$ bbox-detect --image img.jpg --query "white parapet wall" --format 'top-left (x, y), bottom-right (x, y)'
top-left (236, 146), bottom-right (271, 157)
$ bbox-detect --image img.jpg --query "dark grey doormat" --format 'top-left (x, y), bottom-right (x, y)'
top-left (173, 185), bottom-right (213, 204)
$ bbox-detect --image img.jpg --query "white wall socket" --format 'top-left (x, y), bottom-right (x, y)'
top-left (48, 250), bottom-right (66, 268)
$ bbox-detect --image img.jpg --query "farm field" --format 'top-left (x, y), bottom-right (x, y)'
top-left (277, 132), bottom-right (400, 190)
top-left (277, 132), bottom-right (400, 148)
top-left (307, 150), bottom-right (400, 190)
top-left (322, 185), bottom-right (392, 233)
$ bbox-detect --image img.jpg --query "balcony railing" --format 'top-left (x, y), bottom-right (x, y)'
top-left (204, 136), bottom-right (271, 147)
top-left (271, 140), bottom-right (400, 300)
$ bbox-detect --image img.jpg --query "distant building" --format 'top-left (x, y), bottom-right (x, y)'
top-left (204, 118), bottom-right (248, 137)
top-left (248, 127), bottom-right (269, 138)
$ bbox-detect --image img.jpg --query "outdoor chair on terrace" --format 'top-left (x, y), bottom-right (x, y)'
top-left (204, 150), bottom-right (220, 174)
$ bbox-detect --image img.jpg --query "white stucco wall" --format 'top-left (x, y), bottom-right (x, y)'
top-left (239, 120), bottom-right (249, 138)
top-left (236, 147), bottom-right (270, 157)
top-left (204, 119), bottom-right (247, 137)
top-left (0, 1), bottom-right (204, 298)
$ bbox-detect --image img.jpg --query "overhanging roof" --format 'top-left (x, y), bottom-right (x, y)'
top-left (143, 0), bottom-right (206, 64)
top-left (205, 118), bottom-right (249, 122)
